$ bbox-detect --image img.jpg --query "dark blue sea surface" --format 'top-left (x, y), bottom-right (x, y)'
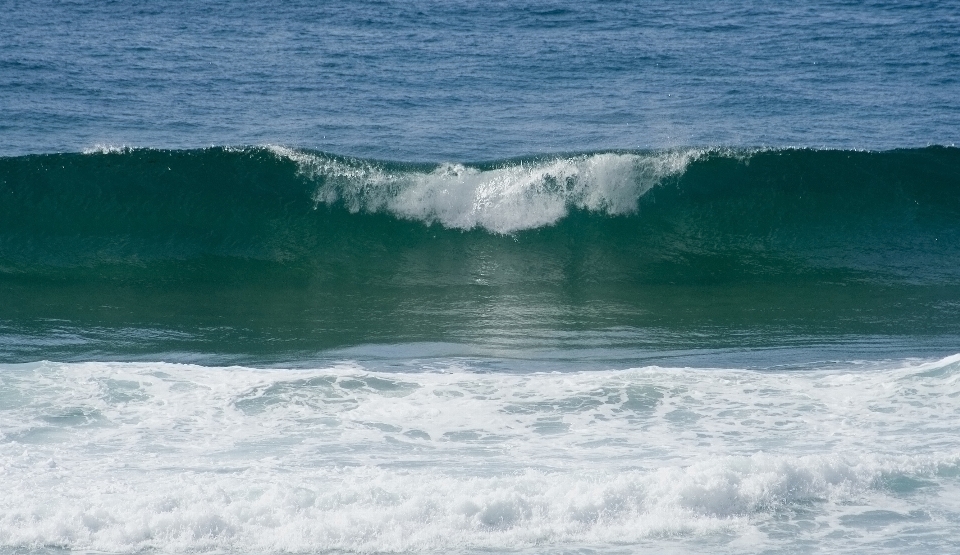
top-left (2, 2), bottom-right (960, 555)
top-left (3, 0), bottom-right (959, 159)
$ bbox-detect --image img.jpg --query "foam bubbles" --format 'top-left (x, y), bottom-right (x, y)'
top-left (2, 356), bottom-right (960, 553)
top-left (4, 452), bottom-right (943, 553)
top-left (82, 144), bottom-right (135, 155)
top-left (267, 146), bottom-right (702, 233)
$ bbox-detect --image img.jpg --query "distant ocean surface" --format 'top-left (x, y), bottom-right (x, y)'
top-left (2, 1), bottom-right (960, 554)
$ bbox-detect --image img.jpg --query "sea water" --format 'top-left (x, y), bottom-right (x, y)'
top-left (2, 1), bottom-right (960, 554)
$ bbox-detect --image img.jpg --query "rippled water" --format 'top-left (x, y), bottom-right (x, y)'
top-left (3, 0), bottom-right (959, 159)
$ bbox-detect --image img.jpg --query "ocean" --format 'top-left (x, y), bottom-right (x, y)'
top-left (2, 1), bottom-right (960, 554)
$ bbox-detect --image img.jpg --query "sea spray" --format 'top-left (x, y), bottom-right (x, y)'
top-left (267, 146), bottom-right (703, 233)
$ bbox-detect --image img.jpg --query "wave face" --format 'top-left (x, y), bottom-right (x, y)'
top-left (1, 146), bottom-right (960, 360)
top-left (2, 145), bottom-right (958, 276)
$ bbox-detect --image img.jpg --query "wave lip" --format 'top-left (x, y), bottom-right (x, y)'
top-left (270, 145), bottom-right (704, 233)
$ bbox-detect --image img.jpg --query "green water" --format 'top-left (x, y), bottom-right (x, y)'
top-left (2, 146), bottom-right (959, 363)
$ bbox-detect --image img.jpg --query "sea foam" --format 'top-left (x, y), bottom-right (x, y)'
top-left (2, 451), bottom-right (951, 553)
top-left (268, 146), bottom-right (703, 233)
top-left (2, 356), bottom-right (960, 553)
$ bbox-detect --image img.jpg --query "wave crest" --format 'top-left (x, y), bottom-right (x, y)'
top-left (268, 146), bottom-right (703, 233)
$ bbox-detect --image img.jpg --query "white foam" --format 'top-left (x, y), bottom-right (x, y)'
top-left (2, 451), bottom-right (947, 553)
top-left (81, 144), bottom-right (134, 155)
top-left (267, 146), bottom-right (703, 233)
top-left (2, 356), bottom-right (960, 553)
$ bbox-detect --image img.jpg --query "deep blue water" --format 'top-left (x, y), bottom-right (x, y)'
top-left (3, 0), bottom-right (959, 159)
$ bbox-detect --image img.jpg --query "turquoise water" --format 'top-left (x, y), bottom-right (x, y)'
top-left (2, 1), bottom-right (960, 553)
top-left (3, 146), bottom-right (960, 363)
top-left (0, 147), bottom-right (960, 364)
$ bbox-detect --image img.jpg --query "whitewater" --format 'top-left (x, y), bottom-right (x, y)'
top-left (3, 356), bottom-right (960, 554)
top-left (267, 145), bottom-right (704, 233)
